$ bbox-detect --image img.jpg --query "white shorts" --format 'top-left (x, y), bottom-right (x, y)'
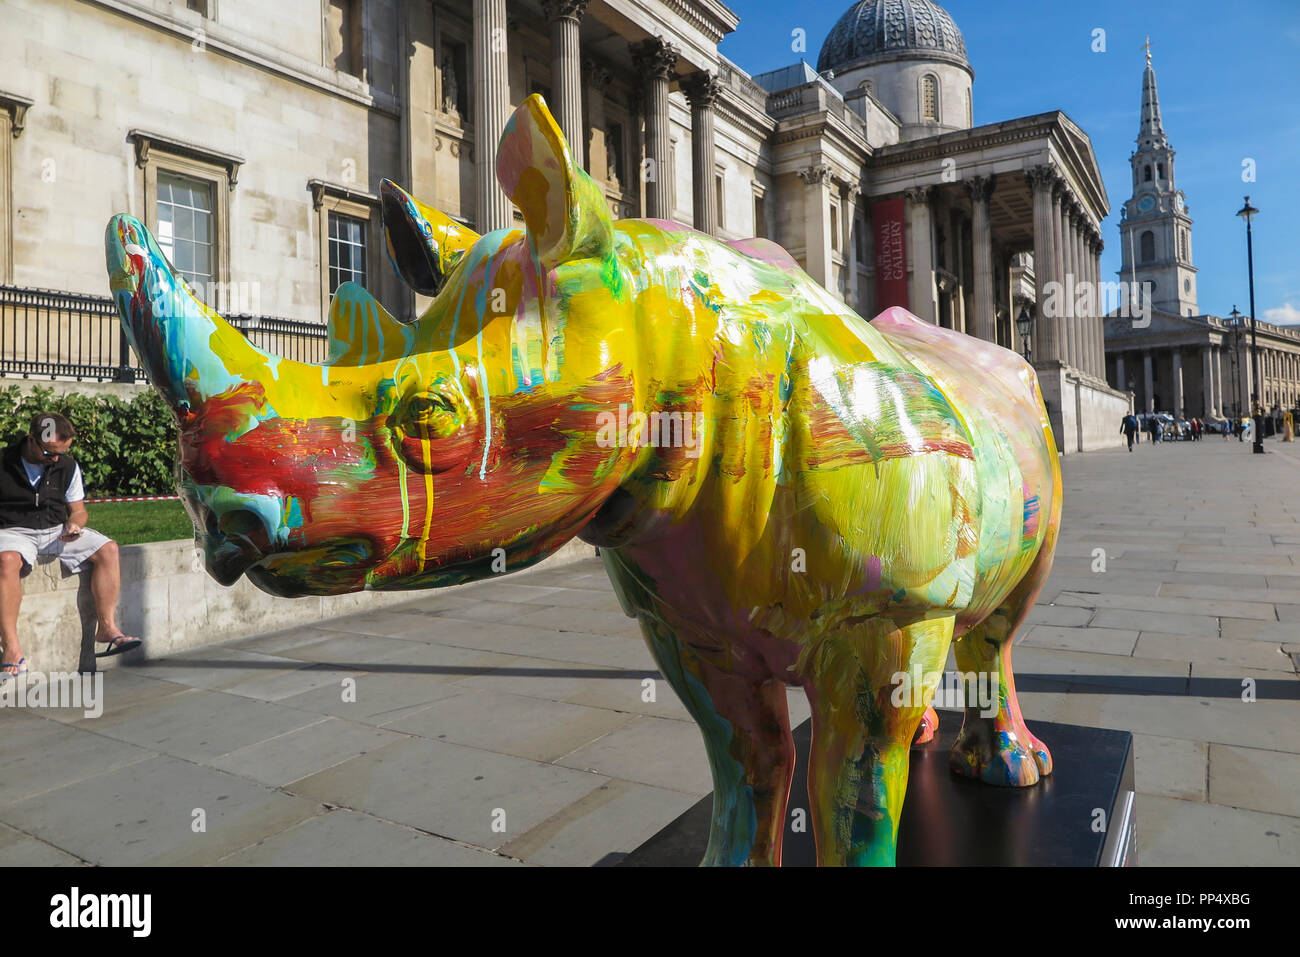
top-left (0, 524), bottom-right (112, 576)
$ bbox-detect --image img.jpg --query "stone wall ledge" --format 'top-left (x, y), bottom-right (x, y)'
top-left (16, 536), bottom-right (600, 674)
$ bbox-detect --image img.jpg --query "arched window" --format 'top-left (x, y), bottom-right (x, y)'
top-left (1140, 230), bottom-right (1155, 263)
top-left (1156, 163), bottom-right (1164, 180)
top-left (1144, 165), bottom-right (1152, 182)
top-left (921, 75), bottom-right (938, 122)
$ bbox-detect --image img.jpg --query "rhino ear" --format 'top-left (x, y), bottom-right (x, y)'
top-left (381, 179), bottom-right (479, 296)
top-left (496, 94), bottom-right (614, 269)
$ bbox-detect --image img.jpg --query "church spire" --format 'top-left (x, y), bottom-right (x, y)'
top-left (1139, 37), bottom-right (1167, 148)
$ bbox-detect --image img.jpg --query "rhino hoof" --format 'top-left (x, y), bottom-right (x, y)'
top-left (949, 726), bottom-right (1051, 787)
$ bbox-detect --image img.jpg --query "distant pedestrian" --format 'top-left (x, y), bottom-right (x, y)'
top-left (1120, 413), bottom-right (1139, 452)
top-left (1223, 418), bottom-right (1231, 441)
top-left (1192, 418), bottom-right (1202, 441)
top-left (1148, 415), bottom-right (1162, 444)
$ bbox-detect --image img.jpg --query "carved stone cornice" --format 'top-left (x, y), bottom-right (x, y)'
top-left (963, 173), bottom-right (995, 203)
top-left (0, 91), bottom-right (32, 138)
top-left (661, 0), bottom-right (738, 44)
top-left (681, 71), bottom-right (722, 109)
top-left (540, 0), bottom-right (589, 22)
top-left (904, 185), bottom-right (933, 204)
top-left (308, 179), bottom-right (380, 211)
top-left (630, 37), bottom-right (680, 81)
top-left (1024, 164), bottom-right (1058, 193)
top-left (127, 129), bottom-right (245, 188)
top-left (798, 164), bottom-right (832, 186)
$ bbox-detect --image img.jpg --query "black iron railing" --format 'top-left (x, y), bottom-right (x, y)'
top-left (0, 284), bottom-right (137, 381)
top-left (228, 314), bottom-right (329, 365)
top-left (1, 285), bottom-right (329, 381)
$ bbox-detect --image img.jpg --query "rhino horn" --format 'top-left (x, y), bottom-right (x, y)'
top-left (105, 213), bottom-right (270, 412)
top-left (496, 94), bottom-right (613, 269)
top-left (381, 179), bottom-right (479, 297)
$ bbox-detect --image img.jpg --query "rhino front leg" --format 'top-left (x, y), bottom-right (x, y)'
top-left (803, 615), bottom-right (954, 866)
top-left (638, 616), bottom-right (795, 867)
top-left (950, 595), bottom-right (1053, 787)
top-left (950, 532), bottom-right (1056, 786)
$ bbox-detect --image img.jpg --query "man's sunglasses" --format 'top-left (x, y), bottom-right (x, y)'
top-left (31, 436), bottom-right (69, 458)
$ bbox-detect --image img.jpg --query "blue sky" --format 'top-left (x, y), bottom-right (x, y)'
top-left (718, 0), bottom-right (1300, 324)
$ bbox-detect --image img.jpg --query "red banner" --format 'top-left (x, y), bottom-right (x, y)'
top-left (872, 197), bottom-right (908, 309)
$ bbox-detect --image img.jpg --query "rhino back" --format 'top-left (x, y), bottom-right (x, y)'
top-left (593, 222), bottom-right (992, 652)
top-left (869, 308), bottom-right (1061, 628)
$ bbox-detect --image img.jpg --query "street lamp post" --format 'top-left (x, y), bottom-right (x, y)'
top-left (1228, 306), bottom-right (1244, 420)
top-left (1016, 305), bottom-right (1034, 361)
top-left (1237, 196), bottom-right (1264, 454)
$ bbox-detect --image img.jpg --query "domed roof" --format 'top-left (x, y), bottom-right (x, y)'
top-left (817, 0), bottom-right (970, 74)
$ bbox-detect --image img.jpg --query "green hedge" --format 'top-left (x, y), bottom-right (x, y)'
top-left (0, 385), bottom-right (178, 497)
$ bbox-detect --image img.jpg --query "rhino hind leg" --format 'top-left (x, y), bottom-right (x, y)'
top-left (638, 615), bottom-right (795, 867)
top-left (912, 706), bottom-right (939, 745)
top-left (949, 584), bottom-right (1053, 788)
top-left (803, 614), bottom-right (955, 867)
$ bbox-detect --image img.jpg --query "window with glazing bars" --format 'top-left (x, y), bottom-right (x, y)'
top-left (328, 211), bottom-right (367, 294)
top-left (156, 172), bottom-right (214, 293)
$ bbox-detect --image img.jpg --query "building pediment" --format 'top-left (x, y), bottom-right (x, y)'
top-left (1105, 308), bottom-right (1209, 341)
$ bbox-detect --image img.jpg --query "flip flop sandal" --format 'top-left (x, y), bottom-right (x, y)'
top-left (95, 637), bottom-right (143, 658)
top-left (0, 657), bottom-right (28, 684)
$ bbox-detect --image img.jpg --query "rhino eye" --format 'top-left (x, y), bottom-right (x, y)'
top-left (399, 386), bottom-right (468, 441)
top-left (408, 394), bottom-right (451, 421)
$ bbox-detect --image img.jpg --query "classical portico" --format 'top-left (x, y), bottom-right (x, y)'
top-left (1107, 310), bottom-right (1300, 420)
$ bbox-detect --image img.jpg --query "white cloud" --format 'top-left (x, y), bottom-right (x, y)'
top-left (1263, 303), bottom-right (1300, 325)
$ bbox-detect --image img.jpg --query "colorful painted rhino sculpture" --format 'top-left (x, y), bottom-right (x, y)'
top-left (105, 94), bottom-right (1061, 867)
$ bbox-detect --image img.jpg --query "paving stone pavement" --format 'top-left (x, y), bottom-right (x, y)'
top-left (2, 435), bottom-right (1298, 866)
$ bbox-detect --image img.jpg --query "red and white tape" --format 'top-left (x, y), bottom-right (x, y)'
top-left (84, 495), bottom-right (181, 504)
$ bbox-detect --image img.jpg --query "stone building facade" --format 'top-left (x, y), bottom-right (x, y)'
top-left (1103, 47), bottom-right (1300, 419)
top-left (2, 0), bottom-right (1127, 449)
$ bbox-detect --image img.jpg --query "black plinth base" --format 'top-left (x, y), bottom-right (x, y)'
top-left (619, 711), bottom-right (1136, 866)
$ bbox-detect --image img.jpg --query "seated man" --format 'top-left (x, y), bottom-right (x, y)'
top-left (1, 412), bottom-right (141, 679)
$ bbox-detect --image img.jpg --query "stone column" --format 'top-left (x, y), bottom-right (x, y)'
top-left (1213, 345), bottom-right (1223, 416)
top-left (1202, 346), bottom-right (1214, 418)
top-left (1025, 166), bottom-right (1059, 360)
top-left (541, 1), bottom-right (588, 169)
top-left (1093, 236), bottom-right (1106, 379)
top-left (842, 180), bottom-right (861, 309)
top-left (682, 71), bottom-right (721, 237)
top-left (1143, 350), bottom-right (1155, 413)
top-left (1066, 207), bottom-right (1083, 369)
top-left (1172, 350), bottom-right (1184, 418)
top-left (800, 164), bottom-right (833, 289)
top-left (1116, 353), bottom-right (1126, 393)
top-left (965, 174), bottom-right (996, 342)
top-left (1086, 230), bottom-right (1098, 377)
top-left (1086, 233), bottom-right (1098, 378)
top-left (630, 37), bottom-right (679, 220)
top-left (905, 185), bottom-right (936, 323)
top-left (1052, 183), bottom-right (1071, 364)
top-left (473, 0), bottom-right (512, 232)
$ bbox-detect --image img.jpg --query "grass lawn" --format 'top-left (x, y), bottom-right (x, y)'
top-left (85, 499), bottom-right (194, 546)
